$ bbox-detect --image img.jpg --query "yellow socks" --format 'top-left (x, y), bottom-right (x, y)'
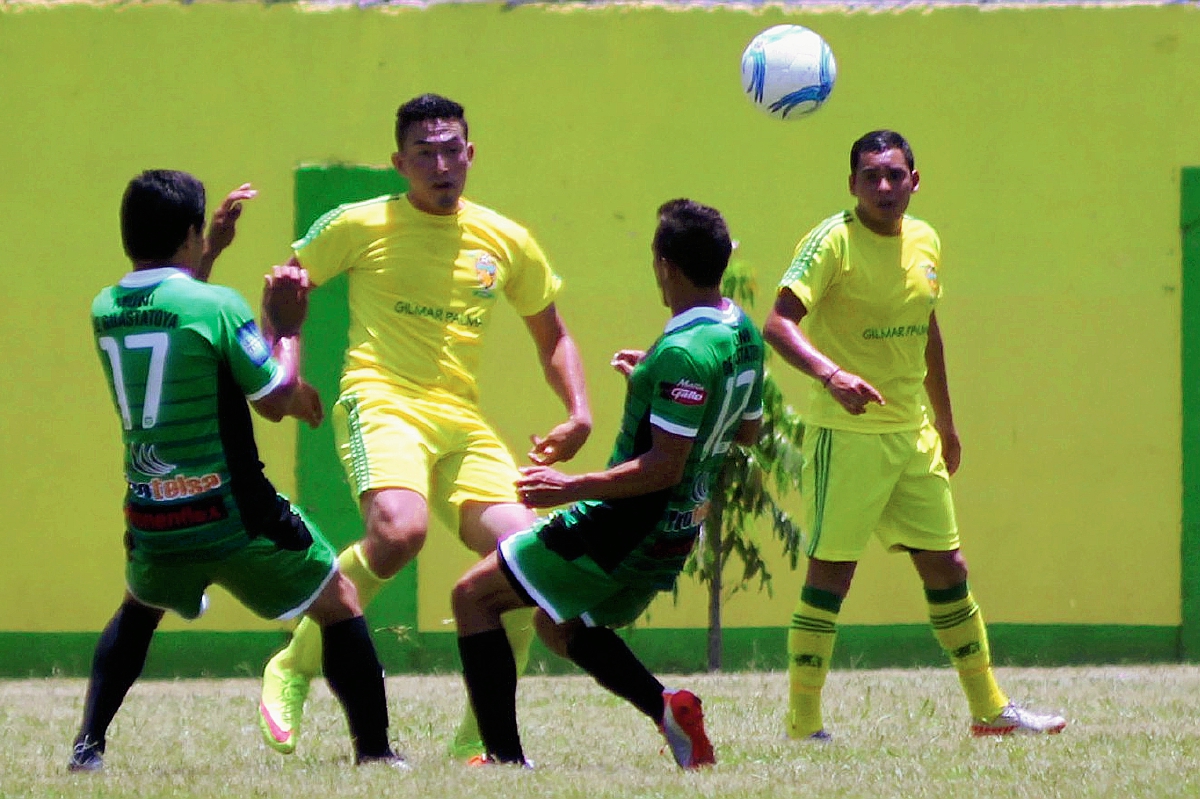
top-left (787, 587), bottom-right (842, 738)
top-left (926, 582), bottom-right (1008, 721)
top-left (279, 542), bottom-right (391, 679)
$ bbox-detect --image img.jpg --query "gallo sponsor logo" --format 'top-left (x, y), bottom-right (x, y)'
top-left (129, 473), bottom-right (223, 502)
top-left (661, 379), bottom-right (707, 406)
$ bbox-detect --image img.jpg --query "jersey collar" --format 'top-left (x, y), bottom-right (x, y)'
top-left (118, 267), bottom-right (191, 288)
top-left (663, 298), bottom-right (737, 335)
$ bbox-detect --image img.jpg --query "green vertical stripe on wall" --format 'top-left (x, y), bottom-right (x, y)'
top-left (293, 165), bottom-right (415, 660)
top-left (1180, 168), bottom-right (1200, 662)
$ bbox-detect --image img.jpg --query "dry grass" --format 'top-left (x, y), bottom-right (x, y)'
top-left (2, 665), bottom-right (1198, 798)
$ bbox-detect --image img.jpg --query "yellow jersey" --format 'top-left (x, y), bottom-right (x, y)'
top-left (294, 194), bottom-right (562, 405)
top-left (780, 210), bottom-right (942, 432)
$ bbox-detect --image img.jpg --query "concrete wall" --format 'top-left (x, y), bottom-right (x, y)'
top-left (0, 2), bottom-right (1193, 669)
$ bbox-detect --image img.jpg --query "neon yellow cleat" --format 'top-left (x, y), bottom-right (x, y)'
top-left (258, 650), bottom-right (311, 755)
top-left (448, 727), bottom-right (486, 761)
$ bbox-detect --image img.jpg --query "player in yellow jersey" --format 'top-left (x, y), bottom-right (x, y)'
top-left (258, 94), bottom-right (592, 760)
top-left (764, 130), bottom-right (1066, 740)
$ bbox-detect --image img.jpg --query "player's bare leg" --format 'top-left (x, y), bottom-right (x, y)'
top-left (69, 594), bottom-right (164, 772)
top-left (260, 488), bottom-right (426, 754)
top-left (911, 548), bottom-right (1065, 734)
top-left (451, 500), bottom-right (538, 760)
top-left (787, 559), bottom-right (855, 741)
top-left (303, 572), bottom-right (403, 765)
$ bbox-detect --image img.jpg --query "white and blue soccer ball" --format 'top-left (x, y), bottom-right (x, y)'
top-left (741, 25), bottom-right (837, 121)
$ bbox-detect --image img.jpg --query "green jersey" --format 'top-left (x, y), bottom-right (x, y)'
top-left (91, 268), bottom-right (284, 563)
top-left (539, 300), bottom-right (765, 588)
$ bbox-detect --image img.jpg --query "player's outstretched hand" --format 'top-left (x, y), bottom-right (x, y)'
top-left (528, 417), bottom-right (591, 466)
top-left (610, 349), bottom-right (646, 378)
top-left (517, 466), bottom-right (578, 508)
top-left (826, 369), bottom-right (886, 416)
top-left (263, 264), bottom-right (312, 337)
top-left (205, 183), bottom-right (257, 259)
top-left (289, 382), bottom-right (325, 429)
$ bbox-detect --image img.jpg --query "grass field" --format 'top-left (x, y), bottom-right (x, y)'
top-left (2, 665), bottom-right (1197, 799)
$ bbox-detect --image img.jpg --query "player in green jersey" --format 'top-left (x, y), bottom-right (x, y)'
top-left (764, 130), bottom-right (1066, 740)
top-left (450, 199), bottom-right (765, 769)
top-left (69, 170), bottom-right (402, 772)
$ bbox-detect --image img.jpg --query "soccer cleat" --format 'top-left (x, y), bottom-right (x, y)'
top-left (803, 729), bottom-right (833, 743)
top-left (971, 703), bottom-right (1067, 736)
top-left (355, 750), bottom-right (411, 770)
top-left (258, 650), bottom-right (311, 754)
top-left (448, 719), bottom-right (486, 761)
top-left (67, 737), bottom-right (105, 772)
top-left (659, 689), bottom-right (716, 769)
top-left (465, 753), bottom-right (534, 769)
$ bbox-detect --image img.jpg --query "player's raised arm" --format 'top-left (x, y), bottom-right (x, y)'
top-left (522, 302), bottom-right (592, 465)
top-left (197, 183), bottom-right (257, 282)
top-left (252, 264), bottom-right (323, 428)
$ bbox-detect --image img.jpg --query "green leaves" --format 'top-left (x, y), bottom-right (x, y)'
top-left (682, 259), bottom-right (806, 668)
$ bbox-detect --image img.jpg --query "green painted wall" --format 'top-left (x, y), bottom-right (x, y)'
top-left (0, 2), bottom-right (1196, 672)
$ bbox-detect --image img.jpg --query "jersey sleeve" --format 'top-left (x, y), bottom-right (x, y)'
top-left (291, 204), bottom-right (358, 286)
top-left (212, 291), bottom-right (282, 400)
top-left (502, 230), bottom-right (562, 317)
top-left (778, 221), bottom-right (843, 310)
top-left (644, 345), bottom-right (711, 439)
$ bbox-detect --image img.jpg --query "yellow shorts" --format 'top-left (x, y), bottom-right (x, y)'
top-left (803, 419), bottom-right (959, 562)
top-left (333, 389), bottom-right (520, 530)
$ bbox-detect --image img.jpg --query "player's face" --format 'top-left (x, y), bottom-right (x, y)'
top-left (392, 118), bottom-right (474, 216)
top-left (849, 148), bottom-right (919, 236)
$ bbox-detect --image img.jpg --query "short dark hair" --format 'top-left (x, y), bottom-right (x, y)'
top-left (395, 93), bottom-right (468, 149)
top-left (120, 170), bottom-right (206, 261)
top-left (652, 199), bottom-right (732, 289)
top-left (850, 130), bottom-right (915, 172)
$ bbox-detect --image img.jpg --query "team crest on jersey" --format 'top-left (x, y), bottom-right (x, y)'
top-left (660, 379), bottom-right (708, 406)
top-left (922, 262), bottom-right (940, 304)
top-left (236, 321), bottom-right (271, 366)
top-left (470, 251), bottom-right (499, 298)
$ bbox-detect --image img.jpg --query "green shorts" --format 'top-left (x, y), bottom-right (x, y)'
top-left (498, 521), bottom-right (659, 629)
top-left (126, 506), bottom-right (337, 621)
top-left (804, 418), bottom-right (959, 562)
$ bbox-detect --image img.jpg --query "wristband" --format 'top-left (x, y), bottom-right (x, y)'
top-left (822, 368), bottom-right (842, 388)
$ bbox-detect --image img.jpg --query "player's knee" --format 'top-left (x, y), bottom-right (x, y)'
top-left (307, 574), bottom-right (362, 626)
top-left (450, 572), bottom-right (483, 618)
top-left (534, 610), bottom-right (572, 658)
top-left (366, 516), bottom-right (426, 561)
top-left (912, 547), bottom-right (969, 587)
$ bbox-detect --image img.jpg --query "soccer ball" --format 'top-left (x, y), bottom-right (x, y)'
top-left (740, 25), bottom-right (837, 120)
